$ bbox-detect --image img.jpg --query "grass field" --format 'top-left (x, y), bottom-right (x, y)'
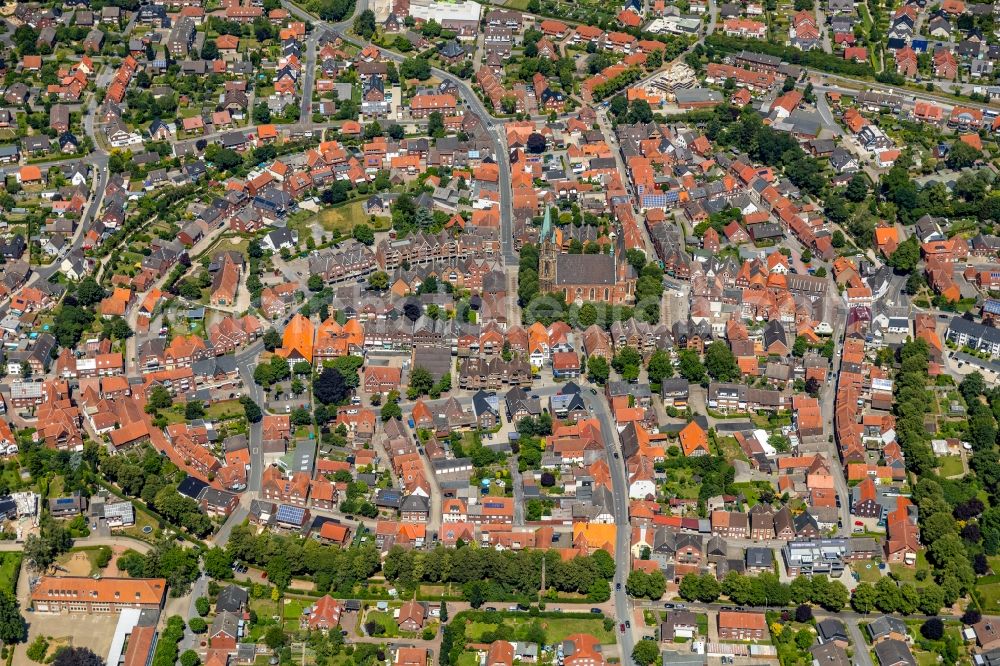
top-left (283, 597), bottom-right (308, 622)
top-left (663, 466), bottom-right (701, 501)
top-left (0, 552), bottom-right (22, 591)
top-left (889, 550), bottom-right (930, 584)
top-left (457, 652), bottom-right (480, 666)
top-left (362, 610), bottom-right (401, 637)
top-left (851, 559), bottom-right (884, 584)
top-left (977, 574), bottom-right (1000, 613)
top-left (937, 455), bottom-right (965, 478)
top-left (117, 505), bottom-right (160, 543)
top-left (206, 399), bottom-right (244, 421)
top-left (298, 200), bottom-right (392, 236)
top-left (715, 436), bottom-right (749, 464)
top-left (465, 616), bottom-right (615, 645)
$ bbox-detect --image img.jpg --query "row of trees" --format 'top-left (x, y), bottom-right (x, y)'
top-left (226, 524), bottom-right (381, 593)
top-left (850, 577), bottom-right (948, 616)
top-left (383, 545), bottom-right (616, 603)
top-left (116, 539), bottom-right (201, 596)
top-left (679, 571), bottom-right (849, 611)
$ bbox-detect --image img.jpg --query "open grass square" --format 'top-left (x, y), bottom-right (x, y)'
top-left (889, 551), bottom-right (930, 584)
top-left (852, 559), bottom-right (884, 584)
top-left (0, 552), bottom-right (22, 590)
top-left (937, 455), bottom-right (965, 478)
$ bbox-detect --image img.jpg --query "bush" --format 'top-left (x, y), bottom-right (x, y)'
top-left (795, 604), bottom-right (813, 623)
top-left (422, 628), bottom-right (435, 640)
top-left (195, 597), bottom-right (210, 616)
top-left (188, 617), bottom-right (207, 634)
top-left (921, 618), bottom-right (944, 640)
top-left (94, 546), bottom-right (112, 568)
top-left (963, 609), bottom-right (983, 625)
top-left (26, 636), bottom-right (48, 663)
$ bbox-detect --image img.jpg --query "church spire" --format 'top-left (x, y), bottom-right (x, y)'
top-left (541, 205), bottom-right (552, 242)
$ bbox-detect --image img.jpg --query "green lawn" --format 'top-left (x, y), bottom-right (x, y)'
top-left (456, 653), bottom-right (480, 666)
top-left (889, 550), bottom-right (930, 584)
top-left (363, 610), bottom-right (401, 637)
top-left (465, 617), bottom-right (615, 645)
top-left (977, 579), bottom-right (1000, 613)
top-left (729, 482), bottom-right (773, 508)
top-left (283, 598), bottom-right (308, 622)
top-left (296, 199), bottom-right (389, 236)
top-left (116, 505), bottom-right (160, 543)
top-left (206, 399), bottom-right (245, 421)
top-left (937, 455), bottom-right (965, 478)
top-left (663, 467), bottom-right (701, 500)
top-left (465, 621), bottom-right (497, 641)
top-left (541, 618), bottom-right (615, 644)
top-left (0, 552), bottom-right (22, 591)
top-left (852, 559), bottom-right (884, 584)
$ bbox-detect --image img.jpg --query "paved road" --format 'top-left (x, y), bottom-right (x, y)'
top-left (214, 339), bottom-right (266, 547)
top-left (0, 534), bottom-right (154, 553)
top-left (581, 387), bottom-right (636, 661)
top-left (178, 573), bottom-right (210, 654)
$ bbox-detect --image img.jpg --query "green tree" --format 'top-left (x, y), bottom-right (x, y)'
top-left (185, 401), bottom-right (205, 420)
top-left (587, 355), bottom-right (610, 385)
top-left (353, 8), bottom-right (376, 38)
top-left (0, 591), bottom-right (26, 645)
top-left (195, 596), bottom-right (210, 616)
top-left (408, 366), bottom-right (435, 399)
top-left (632, 640), bottom-right (659, 666)
top-left (612, 347), bottom-right (642, 382)
top-left (888, 236), bottom-right (920, 272)
top-left (263, 328), bottom-right (281, 351)
top-left (626, 570), bottom-right (649, 598)
top-left (851, 582), bottom-right (876, 614)
top-left (678, 349), bottom-right (706, 383)
top-left (146, 385), bottom-right (173, 411)
top-left (845, 173), bottom-right (869, 202)
top-left (381, 401), bottom-right (402, 421)
top-left (647, 349), bottom-right (673, 385)
top-left (180, 650), bottom-right (201, 666)
top-left (704, 341), bottom-right (739, 381)
top-left (203, 547), bottom-right (233, 580)
top-left (241, 396), bottom-right (263, 423)
top-left (918, 585), bottom-right (944, 616)
top-left (353, 223), bottom-right (375, 245)
top-left (946, 139), bottom-right (980, 170)
top-left (26, 635), bottom-right (48, 662)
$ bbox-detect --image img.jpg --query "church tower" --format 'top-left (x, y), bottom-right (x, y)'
top-left (538, 206), bottom-right (557, 294)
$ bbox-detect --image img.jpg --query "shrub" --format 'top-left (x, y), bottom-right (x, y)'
top-left (26, 636), bottom-right (48, 663)
top-left (921, 618), bottom-right (944, 641)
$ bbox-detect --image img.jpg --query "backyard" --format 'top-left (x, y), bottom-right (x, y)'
top-left (0, 552), bottom-right (22, 590)
top-left (850, 559), bottom-right (885, 584)
top-left (889, 550), bottom-right (931, 584)
top-left (936, 455), bottom-right (965, 479)
top-left (290, 200), bottom-right (391, 239)
top-left (463, 615), bottom-right (616, 645)
top-left (662, 466), bottom-right (701, 501)
top-left (976, 572), bottom-right (1000, 613)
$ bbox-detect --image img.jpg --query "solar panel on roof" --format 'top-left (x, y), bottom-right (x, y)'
top-left (275, 505), bottom-right (305, 524)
